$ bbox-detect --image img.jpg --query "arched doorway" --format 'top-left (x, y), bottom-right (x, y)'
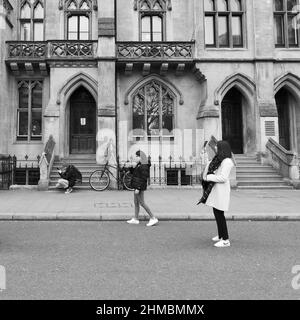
top-left (69, 86), bottom-right (96, 154)
top-left (275, 88), bottom-right (291, 150)
top-left (221, 88), bottom-right (244, 154)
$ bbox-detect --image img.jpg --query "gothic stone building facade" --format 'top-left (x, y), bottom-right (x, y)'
top-left (1, 0), bottom-right (300, 187)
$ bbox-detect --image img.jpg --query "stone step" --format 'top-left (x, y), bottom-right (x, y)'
top-left (234, 158), bottom-right (258, 161)
top-left (236, 166), bottom-right (277, 171)
top-left (49, 185), bottom-right (93, 190)
top-left (53, 162), bottom-right (98, 167)
top-left (51, 169), bottom-right (100, 176)
top-left (237, 180), bottom-right (290, 186)
top-left (236, 164), bottom-right (275, 169)
top-left (234, 155), bottom-right (257, 158)
top-left (237, 185), bottom-right (293, 190)
top-left (236, 172), bottom-right (281, 177)
top-left (237, 173), bottom-right (282, 180)
top-left (237, 176), bottom-right (286, 184)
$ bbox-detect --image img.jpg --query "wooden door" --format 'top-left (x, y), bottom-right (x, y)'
top-left (70, 87), bottom-right (96, 154)
top-left (276, 90), bottom-right (290, 150)
top-left (221, 89), bottom-right (243, 154)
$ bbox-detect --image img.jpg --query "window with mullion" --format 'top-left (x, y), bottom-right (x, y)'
top-left (133, 81), bottom-right (174, 139)
top-left (141, 14), bottom-right (163, 41)
top-left (204, 0), bottom-right (245, 48)
top-left (67, 14), bottom-right (90, 40)
top-left (64, 1), bottom-right (92, 40)
top-left (17, 81), bottom-right (43, 142)
top-left (20, 1), bottom-right (44, 41)
top-left (274, 0), bottom-right (300, 48)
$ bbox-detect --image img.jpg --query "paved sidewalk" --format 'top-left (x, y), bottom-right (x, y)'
top-left (1, 188), bottom-right (300, 221)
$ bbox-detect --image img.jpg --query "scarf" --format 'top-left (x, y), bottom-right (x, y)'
top-left (197, 155), bottom-right (222, 205)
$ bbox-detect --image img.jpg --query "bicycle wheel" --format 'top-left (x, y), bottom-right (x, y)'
top-left (89, 170), bottom-right (110, 191)
top-left (123, 171), bottom-right (134, 191)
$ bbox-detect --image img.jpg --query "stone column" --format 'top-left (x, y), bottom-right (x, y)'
top-left (96, 0), bottom-right (117, 188)
top-left (253, 0), bottom-right (278, 152)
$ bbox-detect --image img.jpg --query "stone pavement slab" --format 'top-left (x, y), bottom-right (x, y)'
top-left (0, 188), bottom-right (300, 220)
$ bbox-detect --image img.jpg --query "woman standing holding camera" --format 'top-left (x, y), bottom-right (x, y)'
top-left (199, 140), bottom-right (234, 248)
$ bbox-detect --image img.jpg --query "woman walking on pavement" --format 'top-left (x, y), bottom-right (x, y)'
top-left (198, 140), bottom-right (234, 247)
top-left (127, 150), bottom-right (158, 227)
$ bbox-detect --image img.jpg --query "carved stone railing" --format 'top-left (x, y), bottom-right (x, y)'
top-left (117, 41), bottom-right (194, 61)
top-left (49, 40), bottom-right (97, 58)
top-left (265, 138), bottom-right (300, 188)
top-left (7, 41), bottom-right (47, 59)
top-left (38, 135), bottom-right (56, 191)
top-left (6, 40), bottom-right (97, 60)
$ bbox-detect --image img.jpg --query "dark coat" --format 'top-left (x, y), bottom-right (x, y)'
top-left (130, 162), bottom-right (150, 191)
top-left (59, 165), bottom-right (79, 188)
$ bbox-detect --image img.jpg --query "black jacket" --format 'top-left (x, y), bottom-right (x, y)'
top-left (130, 162), bottom-right (150, 191)
top-left (59, 165), bottom-right (79, 188)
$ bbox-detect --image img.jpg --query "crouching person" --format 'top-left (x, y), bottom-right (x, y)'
top-left (56, 162), bottom-right (81, 194)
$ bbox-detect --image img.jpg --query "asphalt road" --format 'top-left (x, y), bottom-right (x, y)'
top-left (0, 221), bottom-right (299, 300)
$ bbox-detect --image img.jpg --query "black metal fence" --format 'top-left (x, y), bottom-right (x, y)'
top-left (148, 156), bottom-right (203, 186)
top-left (0, 155), bottom-right (40, 189)
top-left (120, 155), bottom-right (204, 187)
top-left (0, 155), bottom-right (13, 190)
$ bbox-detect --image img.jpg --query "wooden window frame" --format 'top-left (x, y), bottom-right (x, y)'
top-left (17, 80), bottom-right (43, 142)
top-left (19, 0), bottom-right (44, 41)
top-left (138, 0), bottom-right (167, 42)
top-left (64, 0), bottom-right (92, 40)
top-left (139, 12), bottom-right (165, 42)
top-left (274, 0), bottom-right (300, 48)
top-left (204, 0), bottom-right (246, 48)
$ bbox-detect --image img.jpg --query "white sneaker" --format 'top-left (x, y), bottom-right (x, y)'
top-left (65, 188), bottom-right (73, 194)
top-left (127, 218), bottom-right (139, 224)
top-left (212, 236), bottom-right (222, 242)
top-left (146, 218), bottom-right (158, 227)
top-left (214, 240), bottom-right (230, 248)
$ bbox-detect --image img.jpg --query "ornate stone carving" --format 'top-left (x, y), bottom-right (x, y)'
top-left (134, 0), bottom-right (171, 11)
top-left (7, 42), bottom-right (47, 58)
top-left (50, 41), bottom-right (95, 57)
top-left (117, 42), bottom-right (193, 60)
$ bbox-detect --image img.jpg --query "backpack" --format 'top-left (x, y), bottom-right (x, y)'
top-left (70, 165), bottom-right (82, 183)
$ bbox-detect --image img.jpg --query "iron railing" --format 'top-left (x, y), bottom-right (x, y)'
top-left (0, 155), bottom-right (13, 190)
top-left (13, 155), bottom-right (41, 185)
top-left (119, 155), bottom-right (203, 187)
top-left (0, 155), bottom-right (41, 187)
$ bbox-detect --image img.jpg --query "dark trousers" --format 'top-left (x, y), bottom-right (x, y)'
top-left (213, 208), bottom-right (229, 240)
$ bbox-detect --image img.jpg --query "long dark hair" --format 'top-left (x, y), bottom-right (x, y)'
top-left (216, 140), bottom-right (232, 161)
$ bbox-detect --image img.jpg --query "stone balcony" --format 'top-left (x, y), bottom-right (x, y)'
top-left (6, 40), bottom-right (98, 75)
top-left (5, 40), bottom-right (198, 77)
top-left (116, 41), bottom-right (195, 76)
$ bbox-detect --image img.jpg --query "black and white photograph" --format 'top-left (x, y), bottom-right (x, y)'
top-left (0, 0), bottom-right (299, 316)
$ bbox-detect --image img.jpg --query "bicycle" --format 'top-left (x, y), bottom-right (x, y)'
top-left (89, 160), bottom-right (134, 191)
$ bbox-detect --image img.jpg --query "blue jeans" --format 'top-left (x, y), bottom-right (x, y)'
top-left (134, 190), bottom-right (153, 219)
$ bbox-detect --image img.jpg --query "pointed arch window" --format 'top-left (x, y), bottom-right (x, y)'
top-left (64, 0), bottom-right (92, 40)
top-left (136, 0), bottom-right (170, 41)
top-left (204, 0), bottom-right (245, 48)
top-left (132, 80), bottom-right (175, 138)
top-left (17, 80), bottom-right (43, 141)
top-left (274, 0), bottom-right (300, 48)
top-left (20, 0), bottom-right (44, 41)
